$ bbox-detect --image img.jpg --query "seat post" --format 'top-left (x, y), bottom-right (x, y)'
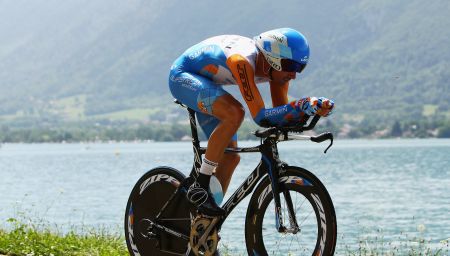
top-left (187, 107), bottom-right (201, 149)
top-left (174, 99), bottom-right (201, 149)
top-left (187, 107), bottom-right (203, 179)
top-left (173, 99), bottom-right (203, 178)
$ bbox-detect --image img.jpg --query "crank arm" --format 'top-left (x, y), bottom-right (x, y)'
top-left (197, 217), bottom-right (219, 248)
top-left (150, 221), bottom-right (190, 241)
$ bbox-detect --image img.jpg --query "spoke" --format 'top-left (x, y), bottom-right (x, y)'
top-left (295, 232), bottom-right (303, 250)
top-left (288, 234), bottom-right (294, 252)
top-left (295, 196), bottom-right (307, 215)
top-left (262, 188), bottom-right (319, 255)
top-left (299, 209), bottom-right (314, 226)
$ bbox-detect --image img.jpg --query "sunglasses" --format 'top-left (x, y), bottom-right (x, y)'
top-left (280, 59), bottom-right (307, 73)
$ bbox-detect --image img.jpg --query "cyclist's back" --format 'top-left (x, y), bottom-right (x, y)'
top-left (170, 35), bottom-right (268, 86)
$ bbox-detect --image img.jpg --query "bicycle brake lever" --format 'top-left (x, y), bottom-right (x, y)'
top-left (324, 136), bottom-right (333, 154)
top-left (310, 132), bottom-right (333, 154)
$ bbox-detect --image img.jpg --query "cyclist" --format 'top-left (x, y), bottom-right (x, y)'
top-left (168, 28), bottom-right (334, 217)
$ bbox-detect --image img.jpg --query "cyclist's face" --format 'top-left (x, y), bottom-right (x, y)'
top-left (272, 70), bottom-right (296, 83)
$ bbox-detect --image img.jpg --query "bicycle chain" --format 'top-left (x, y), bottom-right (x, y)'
top-left (189, 215), bottom-right (218, 256)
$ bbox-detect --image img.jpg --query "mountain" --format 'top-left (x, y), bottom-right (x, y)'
top-left (0, 0), bottom-right (449, 124)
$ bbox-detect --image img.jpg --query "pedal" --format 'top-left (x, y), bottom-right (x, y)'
top-left (189, 215), bottom-right (219, 256)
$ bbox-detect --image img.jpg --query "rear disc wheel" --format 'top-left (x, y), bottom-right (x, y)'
top-left (125, 167), bottom-right (193, 255)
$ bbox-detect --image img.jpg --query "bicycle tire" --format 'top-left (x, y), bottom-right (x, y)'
top-left (245, 166), bottom-right (337, 256)
top-left (125, 167), bottom-right (192, 256)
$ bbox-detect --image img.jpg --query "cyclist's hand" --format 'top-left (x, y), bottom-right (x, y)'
top-left (295, 97), bottom-right (334, 117)
top-left (295, 97), bottom-right (319, 116)
top-left (316, 97), bottom-right (334, 117)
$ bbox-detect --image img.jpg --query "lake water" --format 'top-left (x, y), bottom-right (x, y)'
top-left (1, 139), bottom-right (449, 255)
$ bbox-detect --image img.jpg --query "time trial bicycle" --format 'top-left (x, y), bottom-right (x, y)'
top-left (125, 100), bottom-right (337, 256)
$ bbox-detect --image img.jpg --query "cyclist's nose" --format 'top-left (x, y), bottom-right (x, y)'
top-left (285, 72), bottom-right (296, 80)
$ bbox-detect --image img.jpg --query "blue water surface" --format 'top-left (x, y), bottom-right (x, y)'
top-left (0, 139), bottom-right (449, 254)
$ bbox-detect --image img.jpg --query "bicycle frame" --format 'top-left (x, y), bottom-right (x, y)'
top-left (152, 101), bottom-right (332, 240)
top-left (185, 106), bottom-right (295, 231)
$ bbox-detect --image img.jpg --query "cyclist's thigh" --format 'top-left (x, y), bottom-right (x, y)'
top-left (169, 71), bottom-right (228, 114)
top-left (169, 71), bottom-right (237, 141)
top-left (196, 112), bottom-right (238, 142)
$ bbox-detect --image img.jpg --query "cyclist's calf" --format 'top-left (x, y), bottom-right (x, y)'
top-left (216, 152), bottom-right (240, 194)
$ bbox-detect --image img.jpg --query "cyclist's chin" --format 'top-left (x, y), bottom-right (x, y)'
top-left (274, 77), bottom-right (292, 83)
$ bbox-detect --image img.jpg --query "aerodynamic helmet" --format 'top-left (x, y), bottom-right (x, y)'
top-left (254, 28), bottom-right (309, 73)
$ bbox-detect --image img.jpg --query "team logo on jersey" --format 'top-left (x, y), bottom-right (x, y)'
top-left (200, 64), bottom-right (219, 79)
top-left (198, 101), bottom-right (208, 113)
top-left (237, 64), bottom-right (254, 101)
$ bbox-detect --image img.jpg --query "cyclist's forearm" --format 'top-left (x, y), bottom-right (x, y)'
top-left (253, 100), bottom-right (305, 127)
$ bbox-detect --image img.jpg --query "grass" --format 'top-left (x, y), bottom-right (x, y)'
top-left (0, 218), bottom-right (127, 256)
top-left (0, 218), bottom-right (448, 256)
top-left (49, 95), bottom-right (87, 120)
top-left (422, 104), bottom-right (438, 116)
top-left (340, 226), bottom-right (449, 256)
top-left (90, 108), bottom-right (158, 121)
top-left (0, 94), bottom-right (160, 123)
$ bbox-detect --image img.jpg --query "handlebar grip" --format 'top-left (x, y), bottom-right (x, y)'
top-left (253, 127), bottom-right (277, 138)
top-left (303, 115), bottom-right (321, 131)
top-left (311, 132), bottom-right (333, 143)
top-left (311, 132), bottom-right (334, 153)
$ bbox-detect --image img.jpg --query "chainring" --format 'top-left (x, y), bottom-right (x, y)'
top-left (189, 215), bottom-right (218, 256)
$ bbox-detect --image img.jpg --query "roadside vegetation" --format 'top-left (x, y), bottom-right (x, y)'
top-left (1, 117), bottom-right (450, 143)
top-left (1, 217), bottom-right (448, 256)
top-left (0, 218), bottom-right (127, 256)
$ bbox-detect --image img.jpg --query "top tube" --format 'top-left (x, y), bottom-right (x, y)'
top-left (195, 145), bottom-right (261, 155)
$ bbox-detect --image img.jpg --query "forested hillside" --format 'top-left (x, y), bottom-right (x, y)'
top-left (0, 0), bottom-right (449, 139)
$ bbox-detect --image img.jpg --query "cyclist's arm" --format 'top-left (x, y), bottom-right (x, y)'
top-left (226, 54), bottom-right (301, 127)
top-left (270, 81), bottom-right (289, 107)
top-left (226, 54), bottom-right (265, 119)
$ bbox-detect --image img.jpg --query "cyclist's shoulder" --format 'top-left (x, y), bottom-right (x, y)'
top-left (204, 35), bottom-right (254, 47)
top-left (189, 35), bottom-right (256, 57)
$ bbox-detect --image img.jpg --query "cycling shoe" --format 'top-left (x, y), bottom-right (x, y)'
top-left (187, 182), bottom-right (225, 216)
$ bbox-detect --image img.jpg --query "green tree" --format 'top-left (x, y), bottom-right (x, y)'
top-left (390, 121), bottom-right (403, 137)
top-left (438, 125), bottom-right (450, 138)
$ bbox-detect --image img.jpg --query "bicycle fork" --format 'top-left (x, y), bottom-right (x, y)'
top-left (262, 139), bottom-right (300, 234)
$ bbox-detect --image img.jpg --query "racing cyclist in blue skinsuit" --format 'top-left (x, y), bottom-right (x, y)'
top-left (169, 28), bottom-right (334, 218)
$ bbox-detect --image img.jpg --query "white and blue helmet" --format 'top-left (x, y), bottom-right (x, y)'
top-left (254, 28), bottom-right (309, 73)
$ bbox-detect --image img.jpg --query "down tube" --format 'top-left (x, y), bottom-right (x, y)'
top-left (221, 160), bottom-right (268, 218)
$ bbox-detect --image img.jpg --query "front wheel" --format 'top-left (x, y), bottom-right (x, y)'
top-left (245, 166), bottom-right (337, 256)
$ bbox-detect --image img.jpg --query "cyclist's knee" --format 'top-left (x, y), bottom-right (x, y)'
top-left (213, 96), bottom-right (245, 127)
top-left (228, 153), bottom-right (240, 166)
top-left (224, 105), bottom-right (245, 127)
